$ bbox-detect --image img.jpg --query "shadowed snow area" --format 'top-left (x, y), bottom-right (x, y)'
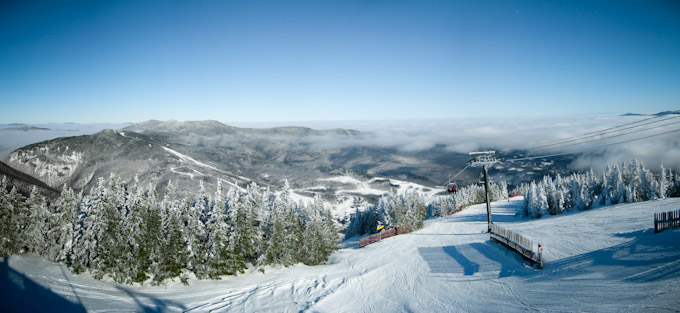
top-left (4, 197), bottom-right (680, 312)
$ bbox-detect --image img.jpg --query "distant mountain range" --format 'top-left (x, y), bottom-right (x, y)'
top-left (4, 120), bottom-right (572, 205)
top-left (621, 110), bottom-right (680, 116)
top-left (2, 126), bottom-right (50, 131)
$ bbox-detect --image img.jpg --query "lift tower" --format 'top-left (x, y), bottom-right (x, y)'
top-left (469, 151), bottom-right (500, 232)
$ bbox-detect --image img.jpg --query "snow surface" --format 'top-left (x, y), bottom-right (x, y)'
top-left (162, 147), bottom-right (220, 171)
top-left (3, 198), bottom-right (680, 312)
top-left (316, 175), bottom-right (445, 222)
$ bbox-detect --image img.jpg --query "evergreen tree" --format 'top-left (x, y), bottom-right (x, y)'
top-left (205, 182), bottom-right (236, 278)
top-left (186, 181), bottom-right (209, 278)
top-left (158, 180), bottom-right (189, 283)
top-left (302, 202), bottom-right (324, 265)
top-left (319, 200), bottom-right (338, 262)
top-left (536, 185), bottom-right (549, 217)
top-left (71, 177), bottom-right (105, 276)
top-left (265, 198), bottom-right (286, 265)
top-left (131, 184), bottom-right (164, 283)
top-left (47, 185), bottom-right (79, 262)
top-left (0, 179), bottom-right (24, 256)
top-left (527, 182), bottom-right (539, 218)
top-left (252, 187), bottom-right (272, 267)
top-left (282, 203), bottom-right (304, 265)
top-left (95, 175), bottom-right (132, 283)
top-left (161, 207), bottom-right (188, 283)
top-left (3, 174), bottom-right (343, 284)
top-left (23, 186), bottom-right (50, 255)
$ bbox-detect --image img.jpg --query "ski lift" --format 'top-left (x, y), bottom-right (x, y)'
top-left (477, 173), bottom-right (493, 186)
top-left (447, 183), bottom-right (457, 193)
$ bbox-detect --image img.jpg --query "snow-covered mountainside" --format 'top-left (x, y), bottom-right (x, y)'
top-left (3, 197), bottom-right (679, 312)
top-left (5, 120), bottom-right (576, 200)
top-left (0, 160), bottom-right (58, 198)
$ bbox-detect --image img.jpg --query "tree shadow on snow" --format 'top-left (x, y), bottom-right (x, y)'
top-left (116, 285), bottom-right (187, 313)
top-left (0, 255), bottom-right (87, 313)
top-left (441, 212), bottom-right (522, 224)
top-left (527, 228), bottom-right (680, 283)
top-left (418, 241), bottom-right (534, 278)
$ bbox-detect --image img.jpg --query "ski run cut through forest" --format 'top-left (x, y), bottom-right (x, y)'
top-left (2, 195), bottom-right (680, 312)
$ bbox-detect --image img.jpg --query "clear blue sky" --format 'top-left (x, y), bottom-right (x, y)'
top-left (1, 0), bottom-right (679, 123)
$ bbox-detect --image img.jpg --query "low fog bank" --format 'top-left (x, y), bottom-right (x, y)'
top-left (232, 114), bottom-right (680, 172)
top-left (0, 123), bottom-right (131, 161)
top-left (2, 114), bottom-right (678, 173)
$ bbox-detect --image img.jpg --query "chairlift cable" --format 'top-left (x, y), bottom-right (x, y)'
top-left (523, 115), bottom-right (680, 151)
top-left (529, 119), bottom-right (680, 152)
top-left (507, 127), bottom-right (680, 162)
top-left (438, 163), bottom-right (470, 188)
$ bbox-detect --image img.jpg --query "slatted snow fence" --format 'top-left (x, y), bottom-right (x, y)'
top-left (359, 225), bottom-right (413, 248)
top-left (654, 209), bottom-right (680, 233)
top-left (489, 223), bottom-right (543, 269)
top-left (447, 205), bottom-right (464, 216)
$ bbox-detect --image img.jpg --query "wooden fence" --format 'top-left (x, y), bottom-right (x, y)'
top-left (447, 205), bottom-right (465, 216)
top-left (654, 210), bottom-right (680, 233)
top-left (359, 225), bottom-right (413, 248)
top-left (489, 223), bottom-right (543, 269)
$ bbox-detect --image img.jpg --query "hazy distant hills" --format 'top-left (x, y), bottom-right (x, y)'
top-left (2, 125), bottom-right (50, 131)
top-left (621, 110), bottom-right (680, 116)
top-left (6, 120), bottom-right (569, 201)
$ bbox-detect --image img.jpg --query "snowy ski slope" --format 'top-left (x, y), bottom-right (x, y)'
top-left (2, 197), bottom-right (680, 312)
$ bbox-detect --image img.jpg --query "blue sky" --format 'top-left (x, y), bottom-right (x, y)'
top-left (1, 0), bottom-right (679, 123)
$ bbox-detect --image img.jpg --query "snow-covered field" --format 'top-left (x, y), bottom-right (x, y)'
top-left (316, 175), bottom-right (444, 223)
top-left (3, 197), bottom-right (680, 312)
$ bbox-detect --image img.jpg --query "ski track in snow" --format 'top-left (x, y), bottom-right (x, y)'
top-left (162, 147), bottom-right (219, 171)
top-left (4, 197), bottom-right (680, 312)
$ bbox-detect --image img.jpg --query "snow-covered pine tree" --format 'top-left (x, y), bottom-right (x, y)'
top-left (569, 176), bottom-right (584, 211)
top-left (46, 185), bottom-right (79, 262)
top-left (162, 206), bottom-right (188, 283)
top-left (186, 180), bottom-right (210, 278)
top-left (498, 181), bottom-right (509, 201)
top-left (71, 177), bottom-right (105, 276)
top-left (252, 186), bottom-right (272, 267)
top-left (557, 188), bottom-right (566, 214)
top-left (159, 182), bottom-right (189, 284)
top-left (205, 181), bottom-right (236, 278)
top-left (669, 168), bottom-right (680, 197)
top-left (283, 203), bottom-right (304, 265)
top-left (536, 184), bottom-right (549, 217)
top-left (265, 198), bottom-right (286, 265)
top-left (95, 175), bottom-right (133, 283)
top-left (629, 159), bottom-right (644, 202)
top-left (404, 191), bottom-right (427, 229)
top-left (238, 184), bottom-right (258, 266)
top-left (320, 202), bottom-right (339, 259)
top-left (301, 200), bottom-right (325, 265)
top-left (343, 204), bottom-right (378, 239)
top-left (0, 178), bottom-right (24, 255)
top-left (22, 186), bottom-right (50, 256)
top-left (131, 183), bottom-right (164, 283)
top-left (376, 195), bottom-right (393, 229)
top-left (69, 187), bottom-right (96, 274)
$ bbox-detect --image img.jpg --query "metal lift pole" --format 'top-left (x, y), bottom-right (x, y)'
top-left (469, 151), bottom-right (499, 233)
top-left (483, 164), bottom-right (492, 232)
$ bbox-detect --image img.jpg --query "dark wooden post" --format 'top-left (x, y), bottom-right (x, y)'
top-left (654, 213), bottom-right (658, 233)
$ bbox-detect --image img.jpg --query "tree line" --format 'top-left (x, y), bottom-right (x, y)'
top-left (0, 175), bottom-right (338, 285)
top-left (518, 160), bottom-right (680, 218)
top-left (345, 182), bottom-right (510, 240)
top-left (344, 190), bottom-right (428, 239)
top-left (428, 181), bottom-right (509, 218)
